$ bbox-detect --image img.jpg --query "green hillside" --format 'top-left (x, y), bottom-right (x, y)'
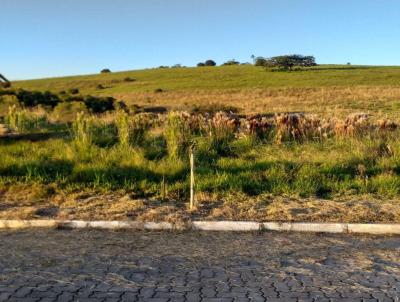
top-left (13, 65), bottom-right (400, 94)
top-left (10, 64), bottom-right (400, 118)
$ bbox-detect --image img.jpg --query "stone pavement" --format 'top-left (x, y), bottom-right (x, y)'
top-left (0, 229), bottom-right (400, 301)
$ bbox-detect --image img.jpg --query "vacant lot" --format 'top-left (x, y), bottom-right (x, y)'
top-left (2, 65), bottom-right (400, 222)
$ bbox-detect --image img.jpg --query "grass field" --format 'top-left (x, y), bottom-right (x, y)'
top-left (2, 65), bottom-right (400, 222)
top-left (13, 65), bottom-right (400, 119)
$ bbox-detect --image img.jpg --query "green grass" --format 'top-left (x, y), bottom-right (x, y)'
top-left (1, 124), bottom-right (400, 200)
top-left (14, 65), bottom-right (400, 94)
top-left (12, 64), bottom-right (400, 119)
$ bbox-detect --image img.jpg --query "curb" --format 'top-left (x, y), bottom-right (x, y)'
top-left (1, 220), bottom-right (400, 235)
top-left (192, 221), bottom-right (260, 231)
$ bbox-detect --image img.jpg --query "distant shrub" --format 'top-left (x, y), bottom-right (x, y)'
top-left (198, 60), bottom-right (217, 67)
top-left (0, 89), bottom-right (61, 109)
top-left (68, 88), bottom-right (79, 95)
top-left (101, 69), bottom-right (111, 73)
top-left (59, 90), bottom-right (66, 95)
top-left (158, 66), bottom-right (169, 69)
top-left (123, 77), bottom-right (136, 82)
top-left (16, 90), bottom-right (60, 108)
top-left (222, 59), bottom-right (240, 66)
top-left (96, 84), bottom-right (105, 90)
top-left (84, 96), bottom-right (115, 113)
top-left (154, 88), bottom-right (164, 93)
top-left (254, 57), bottom-right (268, 66)
top-left (204, 60), bottom-right (216, 66)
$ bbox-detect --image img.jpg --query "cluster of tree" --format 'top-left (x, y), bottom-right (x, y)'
top-left (254, 55), bottom-right (317, 69)
top-left (221, 59), bottom-right (240, 66)
top-left (158, 64), bottom-right (187, 69)
top-left (0, 89), bottom-right (119, 113)
top-left (197, 60), bottom-right (217, 67)
top-left (158, 59), bottom-right (247, 68)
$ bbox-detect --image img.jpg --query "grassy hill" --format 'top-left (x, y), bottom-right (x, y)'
top-left (3, 65), bottom-right (400, 221)
top-left (13, 65), bottom-right (400, 118)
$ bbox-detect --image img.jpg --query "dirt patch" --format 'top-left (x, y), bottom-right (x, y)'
top-left (1, 185), bottom-right (400, 223)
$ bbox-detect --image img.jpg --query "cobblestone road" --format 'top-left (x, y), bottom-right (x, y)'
top-left (0, 229), bottom-right (400, 301)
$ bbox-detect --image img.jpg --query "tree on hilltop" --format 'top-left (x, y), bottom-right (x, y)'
top-left (204, 60), bottom-right (216, 66)
top-left (254, 55), bottom-right (317, 70)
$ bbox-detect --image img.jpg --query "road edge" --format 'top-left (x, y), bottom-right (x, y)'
top-left (1, 220), bottom-right (400, 234)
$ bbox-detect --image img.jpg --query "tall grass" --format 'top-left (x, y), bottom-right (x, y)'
top-left (115, 110), bottom-right (151, 148)
top-left (2, 108), bottom-right (400, 201)
top-left (71, 111), bottom-right (94, 150)
top-left (165, 112), bottom-right (192, 158)
top-left (5, 105), bottom-right (48, 133)
top-left (207, 112), bottom-right (238, 155)
top-left (115, 110), bottom-right (130, 147)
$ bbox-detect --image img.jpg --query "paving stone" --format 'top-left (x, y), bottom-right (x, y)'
top-left (0, 229), bottom-right (400, 301)
top-left (0, 293), bottom-right (10, 302)
top-left (56, 292), bottom-right (75, 302)
top-left (138, 298), bottom-right (169, 302)
top-left (120, 292), bottom-right (138, 301)
top-left (202, 298), bottom-right (234, 302)
top-left (153, 291), bottom-right (185, 299)
top-left (185, 292), bottom-right (202, 302)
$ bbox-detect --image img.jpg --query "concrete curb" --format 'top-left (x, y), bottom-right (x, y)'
top-left (262, 222), bottom-right (348, 233)
top-left (192, 221), bottom-right (260, 231)
top-left (1, 220), bottom-right (400, 235)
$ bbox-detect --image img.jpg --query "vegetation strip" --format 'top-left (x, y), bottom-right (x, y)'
top-left (1, 219), bottom-right (400, 234)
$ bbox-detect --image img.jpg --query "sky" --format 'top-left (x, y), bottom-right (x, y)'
top-left (1, 0), bottom-right (400, 80)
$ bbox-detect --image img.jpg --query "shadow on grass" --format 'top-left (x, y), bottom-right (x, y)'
top-left (0, 131), bottom-right (69, 143)
top-left (195, 157), bottom-right (392, 198)
top-left (0, 159), bottom-right (74, 181)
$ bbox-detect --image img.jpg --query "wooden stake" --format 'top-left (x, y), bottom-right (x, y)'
top-left (162, 173), bottom-right (166, 201)
top-left (189, 144), bottom-right (195, 209)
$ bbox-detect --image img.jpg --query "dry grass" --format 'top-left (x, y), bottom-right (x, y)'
top-left (112, 86), bottom-right (400, 119)
top-left (2, 184), bottom-right (400, 223)
top-left (13, 65), bottom-right (400, 120)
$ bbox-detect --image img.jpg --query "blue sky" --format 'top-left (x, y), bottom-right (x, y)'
top-left (1, 0), bottom-right (400, 80)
